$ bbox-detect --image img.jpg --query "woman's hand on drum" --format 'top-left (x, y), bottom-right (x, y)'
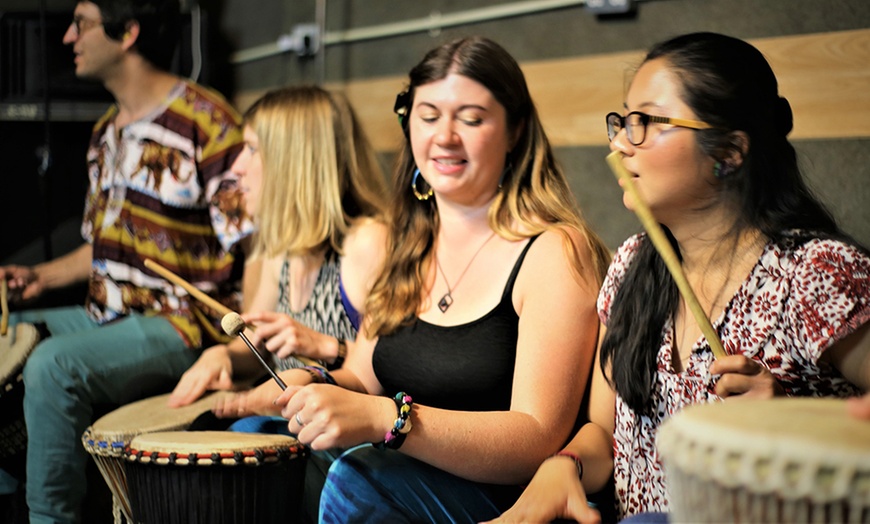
top-left (278, 385), bottom-right (394, 451)
top-left (243, 311), bottom-right (334, 362)
top-left (482, 456), bottom-right (601, 524)
top-left (212, 378), bottom-right (285, 418)
top-left (710, 355), bottom-right (784, 399)
top-left (168, 345), bottom-right (234, 408)
top-left (0, 265), bottom-right (42, 302)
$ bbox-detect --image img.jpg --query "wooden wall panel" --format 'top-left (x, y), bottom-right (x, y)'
top-left (234, 29), bottom-right (870, 152)
top-left (759, 29), bottom-right (870, 139)
top-left (529, 29), bottom-right (870, 145)
top-left (525, 50), bottom-right (643, 147)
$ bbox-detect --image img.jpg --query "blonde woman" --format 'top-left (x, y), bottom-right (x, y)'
top-left (169, 85), bottom-right (388, 409)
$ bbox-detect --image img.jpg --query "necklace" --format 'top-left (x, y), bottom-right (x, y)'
top-left (434, 231), bottom-right (497, 313)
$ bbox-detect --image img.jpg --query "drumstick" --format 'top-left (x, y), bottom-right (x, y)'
top-left (222, 313), bottom-right (287, 391)
top-left (606, 151), bottom-right (727, 359)
top-left (143, 258), bottom-right (321, 367)
top-left (144, 258), bottom-right (234, 317)
top-left (1, 279), bottom-right (9, 336)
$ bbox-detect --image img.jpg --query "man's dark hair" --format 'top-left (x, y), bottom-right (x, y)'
top-left (90, 0), bottom-right (181, 70)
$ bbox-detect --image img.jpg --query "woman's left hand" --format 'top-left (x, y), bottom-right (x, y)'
top-left (277, 385), bottom-right (395, 451)
top-left (709, 354), bottom-right (784, 398)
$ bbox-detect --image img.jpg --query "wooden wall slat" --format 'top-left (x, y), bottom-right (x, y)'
top-left (758, 29), bottom-right (870, 139)
top-left (235, 29), bottom-right (870, 152)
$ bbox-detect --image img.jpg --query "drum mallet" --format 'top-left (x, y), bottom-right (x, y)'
top-left (222, 312), bottom-right (287, 391)
top-left (143, 258), bottom-right (321, 368)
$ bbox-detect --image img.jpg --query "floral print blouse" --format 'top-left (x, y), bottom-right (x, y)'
top-left (597, 231), bottom-right (870, 518)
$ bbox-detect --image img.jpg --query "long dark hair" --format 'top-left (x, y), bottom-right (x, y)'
top-left (601, 32), bottom-right (845, 415)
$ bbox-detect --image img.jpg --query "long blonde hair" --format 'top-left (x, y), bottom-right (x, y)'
top-left (365, 37), bottom-right (611, 337)
top-left (245, 86), bottom-right (387, 258)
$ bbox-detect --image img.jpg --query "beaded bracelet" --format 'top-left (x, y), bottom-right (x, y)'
top-left (301, 366), bottom-right (337, 386)
top-left (373, 392), bottom-right (413, 450)
top-left (552, 450), bottom-right (583, 480)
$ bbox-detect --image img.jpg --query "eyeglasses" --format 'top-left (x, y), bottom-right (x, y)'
top-left (606, 111), bottom-right (712, 146)
top-left (70, 16), bottom-right (103, 36)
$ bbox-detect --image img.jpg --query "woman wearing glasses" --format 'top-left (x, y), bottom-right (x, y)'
top-left (488, 32), bottom-right (870, 523)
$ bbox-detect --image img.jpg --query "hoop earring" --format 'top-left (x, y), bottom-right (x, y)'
top-left (411, 168), bottom-right (433, 201)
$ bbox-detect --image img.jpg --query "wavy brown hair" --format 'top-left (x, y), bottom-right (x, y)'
top-left (365, 37), bottom-right (610, 337)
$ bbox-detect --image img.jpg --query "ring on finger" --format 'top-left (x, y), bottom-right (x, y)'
top-left (295, 412), bottom-right (305, 427)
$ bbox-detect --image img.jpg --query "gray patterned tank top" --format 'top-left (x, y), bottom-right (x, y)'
top-left (274, 249), bottom-right (357, 372)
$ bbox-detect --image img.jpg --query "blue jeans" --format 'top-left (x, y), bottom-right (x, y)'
top-left (5, 306), bottom-right (198, 524)
top-left (229, 415), bottom-right (342, 524)
top-left (320, 445), bottom-right (522, 523)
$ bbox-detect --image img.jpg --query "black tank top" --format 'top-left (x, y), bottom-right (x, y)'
top-left (372, 236), bottom-right (539, 411)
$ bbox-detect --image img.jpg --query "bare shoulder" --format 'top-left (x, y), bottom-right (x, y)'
top-left (526, 226), bottom-right (595, 268)
top-left (342, 217), bottom-right (388, 262)
top-left (519, 225), bottom-right (602, 296)
top-left (340, 218), bottom-right (389, 311)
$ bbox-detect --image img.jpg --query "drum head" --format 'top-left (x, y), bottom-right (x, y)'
top-left (89, 391), bottom-right (232, 442)
top-left (127, 431), bottom-right (304, 466)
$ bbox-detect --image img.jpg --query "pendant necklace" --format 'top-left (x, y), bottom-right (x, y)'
top-left (434, 231), bottom-right (497, 313)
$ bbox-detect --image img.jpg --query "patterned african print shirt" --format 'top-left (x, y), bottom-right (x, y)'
top-left (81, 80), bottom-right (255, 348)
top-left (597, 231), bottom-right (870, 519)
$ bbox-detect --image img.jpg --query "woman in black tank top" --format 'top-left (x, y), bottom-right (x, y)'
top-left (271, 37), bottom-right (611, 523)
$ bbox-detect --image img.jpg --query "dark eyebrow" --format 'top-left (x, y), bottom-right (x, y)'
top-left (415, 101), bottom-right (489, 113)
top-left (623, 100), bottom-right (664, 112)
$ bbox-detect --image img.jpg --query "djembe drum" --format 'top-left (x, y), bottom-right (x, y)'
top-left (658, 398), bottom-right (870, 523)
top-left (82, 391), bottom-right (231, 523)
top-left (124, 431), bottom-right (307, 524)
top-left (0, 322), bottom-right (41, 479)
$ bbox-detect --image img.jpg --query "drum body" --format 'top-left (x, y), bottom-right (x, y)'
top-left (125, 431), bottom-right (307, 524)
top-left (81, 391), bottom-right (230, 523)
top-left (0, 323), bottom-right (41, 479)
top-left (658, 398), bottom-right (870, 523)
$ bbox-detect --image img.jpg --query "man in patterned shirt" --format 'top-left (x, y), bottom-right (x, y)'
top-left (0, 0), bottom-right (255, 521)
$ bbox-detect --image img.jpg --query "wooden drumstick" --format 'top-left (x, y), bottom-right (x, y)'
top-left (143, 258), bottom-right (322, 368)
top-left (144, 258), bottom-right (234, 317)
top-left (606, 151), bottom-right (727, 359)
top-left (1, 279), bottom-right (8, 336)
